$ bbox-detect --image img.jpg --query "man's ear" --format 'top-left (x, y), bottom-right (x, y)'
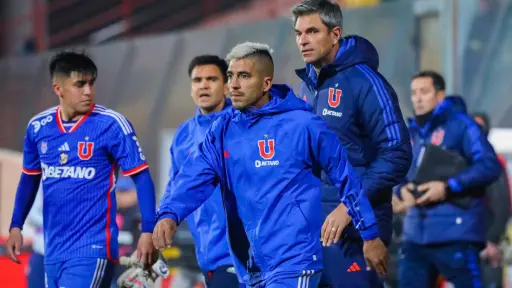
top-left (223, 82), bottom-right (229, 96)
top-left (52, 82), bottom-right (62, 98)
top-left (330, 26), bottom-right (342, 45)
top-left (263, 77), bottom-right (273, 93)
top-left (436, 90), bottom-right (446, 104)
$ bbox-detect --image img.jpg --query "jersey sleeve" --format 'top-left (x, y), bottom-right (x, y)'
top-left (22, 123), bottom-right (42, 175)
top-left (108, 117), bottom-right (149, 176)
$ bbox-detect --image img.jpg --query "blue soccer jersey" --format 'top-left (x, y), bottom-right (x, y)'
top-left (22, 104), bottom-right (148, 264)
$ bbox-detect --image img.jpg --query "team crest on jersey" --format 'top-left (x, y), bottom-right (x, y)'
top-left (255, 135), bottom-right (279, 168)
top-left (77, 140), bottom-right (94, 160)
top-left (431, 128), bottom-right (445, 146)
top-left (60, 153), bottom-right (68, 165)
top-left (257, 136), bottom-right (275, 160)
top-left (328, 88), bottom-right (342, 108)
top-left (40, 142), bottom-right (48, 154)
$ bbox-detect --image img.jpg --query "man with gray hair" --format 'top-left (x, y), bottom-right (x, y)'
top-left (153, 42), bottom-right (382, 287)
top-left (293, 0), bottom-right (412, 287)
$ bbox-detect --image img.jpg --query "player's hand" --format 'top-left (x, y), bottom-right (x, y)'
top-left (392, 195), bottom-right (408, 213)
top-left (321, 203), bottom-right (351, 246)
top-left (480, 241), bottom-right (502, 267)
top-left (416, 181), bottom-right (447, 206)
top-left (152, 218), bottom-right (177, 251)
top-left (363, 238), bottom-right (388, 277)
top-left (400, 183), bottom-right (416, 208)
top-left (136, 232), bottom-right (158, 270)
top-left (6, 228), bottom-right (23, 264)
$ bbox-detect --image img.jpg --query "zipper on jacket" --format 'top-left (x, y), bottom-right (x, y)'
top-left (312, 89), bottom-right (319, 113)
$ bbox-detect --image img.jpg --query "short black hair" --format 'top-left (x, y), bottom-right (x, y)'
top-left (412, 70), bottom-right (446, 91)
top-left (49, 51), bottom-right (97, 79)
top-left (188, 55), bottom-right (228, 83)
top-left (473, 112), bottom-right (491, 131)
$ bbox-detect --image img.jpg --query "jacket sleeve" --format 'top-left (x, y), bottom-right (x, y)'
top-left (447, 117), bottom-right (502, 192)
top-left (169, 139), bottom-right (180, 182)
top-left (307, 117), bottom-right (379, 241)
top-left (356, 66), bottom-right (413, 203)
top-left (157, 122), bottom-right (223, 225)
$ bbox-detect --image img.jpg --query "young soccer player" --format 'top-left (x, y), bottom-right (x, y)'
top-left (6, 51), bottom-right (157, 288)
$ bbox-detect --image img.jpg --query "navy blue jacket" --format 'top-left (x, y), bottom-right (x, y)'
top-left (168, 99), bottom-right (233, 271)
top-left (296, 35), bottom-right (412, 244)
top-left (157, 85), bottom-right (379, 285)
top-left (400, 96), bottom-right (502, 244)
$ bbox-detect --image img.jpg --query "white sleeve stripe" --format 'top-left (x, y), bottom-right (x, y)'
top-left (107, 110), bottom-right (132, 132)
top-left (93, 108), bottom-right (133, 135)
top-left (95, 111), bottom-right (130, 135)
top-left (95, 106), bottom-right (131, 131)
top-left (107, 111), bottom-right (132, 134)
top-left (28, 107), bottom-right (57, 125)
top-left (93, 110), bottom-right (132, 135)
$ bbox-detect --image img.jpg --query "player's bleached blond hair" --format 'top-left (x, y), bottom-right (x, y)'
top-left (226, 42), bottom-right (274, 62)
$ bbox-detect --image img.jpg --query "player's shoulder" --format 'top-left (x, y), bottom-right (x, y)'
top-left (212, 111), bottom-right (233, 130)
top-left (28, 106), bottom-right (58, 126)
top-left (292, 111), bottom-right (330, 133)
top-left (91, 104), bottom-right (134, 135)
top-left (176, 116), bottom-right (196, 134)
top-left (203, 112), bottom-right (232, 139)
top-left (285, 109), bottom-right (317, 125)
top-left (26, 106), bottom-right (58, 135)
top-left (173, 117), bottom-right (196, 144)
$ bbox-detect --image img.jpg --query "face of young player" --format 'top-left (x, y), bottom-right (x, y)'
top-left (294, 13), bottom-right (341, 67)
top-left (227, 58), bottom-right (272, 110)
top-left (190, 64), bottom-right (228, 115)
top-left (54, 72), bottom-right (96, 115)
top-left (411, 76), bottom-right (444, 116)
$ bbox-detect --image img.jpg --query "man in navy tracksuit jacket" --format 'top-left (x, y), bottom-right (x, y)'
top-left (153, 43), bottom-right (385, 288)
top-left (169, 55), bottom-right (240, 287)
top-left (293, 1), bottom-right (412, 286)
top-left (394, 71), bottom-right (501, 287)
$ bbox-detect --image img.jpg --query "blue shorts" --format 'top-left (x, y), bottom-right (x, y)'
top-left (202, 265), bottom-right (244, 288)
top-left (45, 258), bottom-right (116, 288)
top-left (27, 252), bottom-right (45, 288)
top-left (398, 242), bottom-right (482, 288)
top-left (248, 270), bottom-right (321, 288)
top-left (319, 240), bottom-right (383, 288)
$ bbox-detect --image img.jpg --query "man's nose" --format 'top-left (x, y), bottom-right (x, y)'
top-left (83, 84), bottom-right (92, 95)
top-left (199, 79), bottom-right (209, 89)
top-left (298, 34), bottom-right (309, 47)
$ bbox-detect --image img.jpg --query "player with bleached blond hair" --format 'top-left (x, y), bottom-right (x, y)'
top-left (153, 42), bottom-right (380, 287)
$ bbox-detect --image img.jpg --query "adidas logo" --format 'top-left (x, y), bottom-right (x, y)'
top-left (347, 262), bottom-right (361, 272)
top-left (58, 142), bottom-right (70, 152)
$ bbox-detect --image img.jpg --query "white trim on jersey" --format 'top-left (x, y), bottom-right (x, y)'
top-left (28, 106), bottom-right (58, 126)
top-left (92, 106), bottom-right (133, 135)
top-left (297, 270), bottom-right (314, 288)
top-left (90, 259), bottom-right (107, 288)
